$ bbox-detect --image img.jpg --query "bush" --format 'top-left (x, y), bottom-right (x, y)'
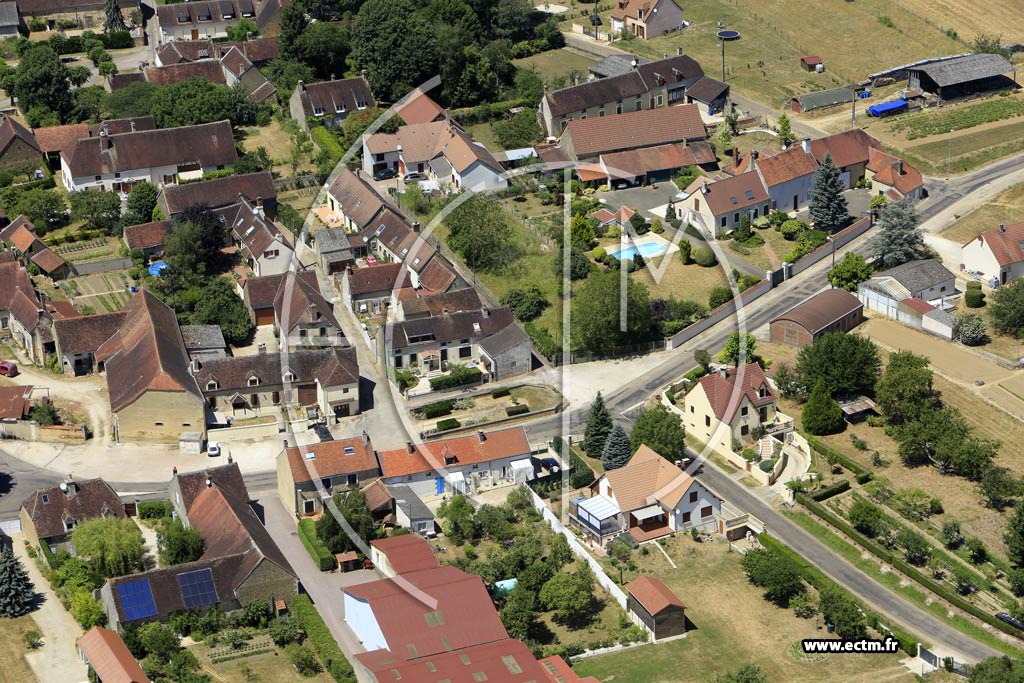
top-left (103, 31), bottom-right (134, 49)
top-left (805, 434), bottom-right (872, 482)
top-left (138, 501), bottom-right (173, 519)
top-left (708, 286), bottom-right (733, 309)
top-left (809, 480), bottom-right (850, 501)
top-left (23, 630), bottom-right (42, 649)
top-left (965, 289), bottom-right (985, 308)
top-left (288, 644), bottom-right (322, 676)
top-left (779, 219), bottom-right (805, 240)
top-left (491, 387), bottom-right (511, 399)
top-left (420, 399), bottom-right (454, 419)
top-left (436, 418), bottom-right (461, 431)
top-left (758, 459), bottom-right (775, 473)
top-left (297, 519), bottom-right (336, 571)
top-left (506, 404), bottom-right (530, 416)
top-left (290, 595), bottom-right (355, 683)
top-left (309, 126), bottom-right (343, 163)
top-left (269, 616), bottom-right (305, 647)
top-left (692, 246), bottom-right (717, 267)
top-left (429, 366), bottom-right (483, 391)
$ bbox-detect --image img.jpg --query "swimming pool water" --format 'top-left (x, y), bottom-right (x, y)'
top-left (609, 241), bottom-right (668, 261)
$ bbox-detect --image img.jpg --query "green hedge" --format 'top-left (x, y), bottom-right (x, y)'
top-left (39, 539), bottom-right (59, 569)
top-left (291, 595), bottom-right (355, 683)
top-left (491, 387), bottom-right (511, 399)
top-left (436, 417), bottom-right (461, 431)
top-left (309, 126), bottom-right (343, 162)
top-left (448, 98), bottom-right (535, 126)
top-left (429, 367), bottom-right (483, 392)
top-left (809, 479), bottom-right (850, 501)
top-left (420, 399), bottom-right (454, 419)
top-left (506, 404), bottom-right (530, 416)
top-left (794, 494), bottom-right (1023, 642)
top-left (137, 501), bottom-right (173, 519)
top-left (297, 519), bottom-right (336, 571)
top-left (805, 434), bottom-right (873, 483)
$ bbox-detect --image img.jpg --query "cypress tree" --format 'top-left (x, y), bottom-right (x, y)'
top-left (104, 0), bottom-right (128, 32)
top-left (584, 392), bottom-right (612, 457)
top-left (0, 546), bottom-right (35, 617)
top-left (601, 425), bottom-right (633, 470)
top-left (808, 153), bottom-right (849, 231)
top-left (802, 381), bottom-right (845, 436)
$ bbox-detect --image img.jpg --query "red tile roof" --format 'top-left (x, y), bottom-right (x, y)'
top-left (537, 655), bottom-right (601, 682)
top-left (77, 626), bottom-right (150, 683)
top-left (627, 575), bottom-right (685, 614)
top-left (0, 384), bottom-right (31, 420)
top-left (30, 247), bottom-right (66, 274)
top-left (144, 60), bottom-right (226, 85)
top-left (969, 221), bottom-right (1024, 266)
top-left (754, 145), bottom-right (818, 187)
top-left (867, 147), bottom-right (922, 197)
top-left (900, 297), bottom-right (936, 314)
top-left (696, 362), bottom-right (775, 423)
top-left (33, 122), bottom-right (89, 155)
top-left (809, 128), bottom-right (881, 169)
top-left (283, 435), bottom-right (378, 484)
top-left (378, 427), bottom-right (531, 478)
top-left (174, 462), bottom-right (249, 513)
top-left (418, 255), bottom-right (457, 292)
top-left (371, 534), bottom-right (439, 574)
top-left (563, 104), bottom-right (705, 158)
top-left (1, 215), bottom-right (39, 253)
top-left (123, 221), bottom-right (171, 250)
top-left (395, 90), bottom-right (446, 125)
top-left (359, 639), bottom-right (550, 683)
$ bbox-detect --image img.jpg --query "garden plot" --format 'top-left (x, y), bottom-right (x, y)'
top-left (67, 271), bottom-right (135, 313)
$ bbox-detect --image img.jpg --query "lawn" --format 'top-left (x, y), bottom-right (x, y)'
top-left (941, 181), bottom-right (1024, 243)
top-left (0, 615), bottom-right (39, 683)
top-left (575, 535), bottom-right (915, 683)
top-left (239, 120), bottom-right (318, 174)
top-left (192, 644), bottom-right (334, 683)
top-left (512, 47), bottom-right (598, 85)
top-left (728, 225), bottom-right (794, 272)
top-left (465, 122), bottom-right (503, 152)
top-left (629, 248), bottom-right (730, 305)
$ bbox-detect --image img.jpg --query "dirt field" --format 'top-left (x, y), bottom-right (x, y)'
top-left (574, 535), bottom-right (915, 683)
top-left (67, 271), bottom-right (136, 313)
top-left (192, 645), bottom-right (333, 683)
top-left (891, 0), bottom-right (1024, 41)
top-left (942, 181), bottom-right (1024, 243)
top-left (0, 615), bottom-right (39, 683)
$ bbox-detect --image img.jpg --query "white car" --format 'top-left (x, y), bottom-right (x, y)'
top-left (207, 441), bottom-right (222, 457)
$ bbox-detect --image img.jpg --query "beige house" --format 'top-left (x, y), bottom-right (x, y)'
top-left (684, 363), bottom-right (777, 454)
top-left (961, 221), bottom-right (1024, 286)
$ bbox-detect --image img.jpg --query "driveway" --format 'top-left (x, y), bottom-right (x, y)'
top-left (595, 184), bottom-right (679, 221)
top-left (260, 496), bottom-right (374, 658)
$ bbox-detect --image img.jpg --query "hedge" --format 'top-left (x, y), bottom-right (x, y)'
top-left (448, 98), bottom-right (534, 126)
top-left (420, 399), bottom-right (454, 419)
top-left (429, 367), bottom-right (483, 392)
top-left (138, 501), bottom-right (173, 519)
top-left (297, 519), bottom-right (336, 571)
top-left (309, 126), bottom-right (344, 162)
top-left (506, 404), bottom-right (530, 417)
top-left (805, 434), bottom-right (872, 483)
top-left (795, 493), bottom-right (1023, 642)
top-left (39, 539), bottom-right (59, 569)
top-left (965, 289), bottom-right (985, 308)
top-left (809, 479), bottom-right (850, 501)
top-left (491, 387), bottom-right (511, 399)
top-left (436, 418), bottom-right (461, 431)
top-left (291, 594), bottom-right (356, 683)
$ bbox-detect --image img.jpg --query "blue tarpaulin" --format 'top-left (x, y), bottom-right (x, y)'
top-left (867, 99), bottom-right (907, 117)
top-left (148, 261), bottom-right (168, 277)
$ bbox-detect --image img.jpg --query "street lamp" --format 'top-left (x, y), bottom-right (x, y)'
top-left (827, 235), bottom-right (835, 270)
top-left (395, 143), bottom-right (403, 209)
top-left (946, 130), bottom-right (953, 176)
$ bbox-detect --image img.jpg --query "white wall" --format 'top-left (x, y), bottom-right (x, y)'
top-left (766, 175), bottom-right (815, 213)
top-left (456, 161), bottom-right (508, 192)
top-left (342, 593), bottom-right (389, 651)
top-left (669, 481), bottom-right (721, 532)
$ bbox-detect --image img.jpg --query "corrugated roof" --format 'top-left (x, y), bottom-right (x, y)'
top-left (796, 87), bottom-right (855, 111)
top-left (770, 289), bottom-right (863, 335)
top-left (911, 53), bottom-right (1013, 88)
top-left (0, 385), bottom-right (31, 420)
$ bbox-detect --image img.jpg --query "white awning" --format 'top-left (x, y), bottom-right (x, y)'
top-left (633, 504), bottom-right (664, 522)
top-left (511, 459), bottom-right (533, 473)
top-left (449, 471), bottom-right (465, 483)
top-left (511, 459), bottom-right (535, 484)
top-left (578, 495), bottom-right (620, 521)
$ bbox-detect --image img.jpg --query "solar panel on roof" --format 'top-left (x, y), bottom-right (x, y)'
top-left (177, 568), bottom-right (218, 610)
top-left (117, 579), bottom-right (158, 621)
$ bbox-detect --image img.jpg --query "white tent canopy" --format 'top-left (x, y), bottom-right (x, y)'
top-left (510, 459), bottom-right (535, 484)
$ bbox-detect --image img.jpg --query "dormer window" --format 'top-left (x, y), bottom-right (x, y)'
top-left (207, 380), bottom-right (218, 391)
top-left (41, 494), bottom-right (49, 504)
top-left (472, 322), bottom-right (481, 334)
top-left (283, 371), bottom-right (295, 382)
top-left (64, 517), bottom-right (75, 531)
top-left (335, 103), bottom-right (346, 114)
top-left (314, 106), bottom-right (325, 116)
top-left (248, 376), bottom-right (260, 387)
top-left (758, 384), bottom-right (769, 398)
top-left (223, 10), bottom-right (235, 18)
top-left (356, 99), bottom-right (368, 110)
top-left (343, 446), bottom-right (355, 455)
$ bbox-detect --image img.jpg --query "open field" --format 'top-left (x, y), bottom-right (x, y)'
top-left (0, 615), bottom-right (39, 683)
top-left (890, 0), bottom-right (1024, 41)
top-left (192, 644), bottom-right (334, 683)
top-left (878, 117), bottom-right (1024, 177)
top-left (942, 181), bottom-right (1024, 243)
top-left (465, 121), bottom-right (502, 151)
top-left (575, 535), bottom-right (914, 683)
top-left (512, 46), bottom-right (598, 84)
top-left (240, 120), bottom-right (317, 174)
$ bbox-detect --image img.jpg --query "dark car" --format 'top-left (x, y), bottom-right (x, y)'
top-left (373, 167), bottom-right (398, 181)
top-left (310, 423), bottom-right (334, 442)
top-left (997, 612), bottom-right (1024, 632)
top-left (403, 172), bottom-right (428, 183)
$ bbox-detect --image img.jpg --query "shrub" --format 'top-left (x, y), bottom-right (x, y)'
top-left (779, 219), bottom-right (805, 240)
top-left (138, 501), bottom-right (173, 519)
top-left (965, 289), bottom-right (985, 308)
top-left (309, 126), bottom-right (343, 163)
top-left (429, 366), bottom-right (483, 391)
top-left (810, 480), bottom-right (850, 501)
top-left (297, 519), bottom-right (336, 571)
top-left (692, 246), bottom-right (717, 267)
top-left (290, 594), bottom-right (355, 683)
top-left (23, 630), bottom-right (42, 649)
top-left (708, 286), bottom-right (733, 309)
top-left (420, 399), bottom-right (455, 419)
top-left (436, 418), bottom-right (461, 431)
top-left (491, 387), bottom-right (511, 399)
top-left (288, 644), bottom-right (322, 676)
top-left (758, 459), bottom-right (775, 473)
top-left (506, 404), bottom-right (530, 416)
top-left (269, 616), bottom-right (305, 647)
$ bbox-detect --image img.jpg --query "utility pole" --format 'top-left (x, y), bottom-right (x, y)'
top-left (851, 96), bottom-right (856, 129)
top-left (720, 41), bottom-right (725, 82)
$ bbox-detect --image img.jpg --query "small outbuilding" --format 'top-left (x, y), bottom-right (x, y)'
top-left (626, 575), bottom-right (686, 641)
top-left (769, 289), bottom-right (864, 347)
top-left (800, 56), bottom-right (822, 72)
top-left (790, 87), bottom-right (855, 113)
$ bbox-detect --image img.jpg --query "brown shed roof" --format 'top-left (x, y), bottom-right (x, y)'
top-left (123, 221), bottom-right (171, 250)
top-left (30, 247), bottom-right (67, 274)
top-left (144, 60), bottom-right (226, 86)
top-left (33, 123), bottom-right (89, 155)
top-left (627, 575), bottom-right (685, 614)
top-left (54, 311), bottom-right (127, 355)
top-left (770, 289), bottom-right (863, 335)
top-left (77, 627), bottom-right (150, 683)
top-left (349, 262), bottom-right (413, 296)
top-left (0, 115), bottom-right (40, 156)
top-left (0, 385), bottom-right (32, 420)
top-left (174, 462), bottom-right (249, 513)
top-left (370, 534), bottom-right (439, 574)
top-left (563, 104), bottom-right (705, 158)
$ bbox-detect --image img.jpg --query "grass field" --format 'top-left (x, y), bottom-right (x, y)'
top-left (512, 47), bottom-right (598, 85)
top-left (193, 645), bottom-right (333, 683)
top-left (626, 242), bottom-right (731, 304)
top-left (0, 615), bottom-right (39, 683)
top-left (888, 0), bottom-right (1024, 42)
top-left (464, 121), bottom-right (503, 151)
top-left (942, 181), bottom-right (1024, 243)
top-left (886, 118), bottom-right (1024, 176)
top-left (574, 535), bottom-right (915, 683)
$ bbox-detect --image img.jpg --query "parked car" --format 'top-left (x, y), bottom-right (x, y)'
top-left (373, 167), bottom-right (398, 181)
top-left (0, 361), bottom-right (18, 377)
top-left (365, 255), bottom-right (378, 266)
top-left (997, 612), bottom-right (1024, 632)
top-left (207, 441), bottom-right (222, 457)
top-left (403, 172), bottom-right (427, 182)
top-left (614, 180), bottom-right (634, 190)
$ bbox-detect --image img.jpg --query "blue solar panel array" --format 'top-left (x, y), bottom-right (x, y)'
top-left (117, 579), bottom-right (157, 621)
top-left (177, 568), bottom-right (218, 610)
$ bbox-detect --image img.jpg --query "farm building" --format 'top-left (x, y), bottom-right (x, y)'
top-left (791, 87), bottom-right (855, 113)
top-left (626, 575), bottom-right (686, 641)
top-left (907, 53), bottom-right (1015, 100)
top-left (898, 298), bottom-right (955, 340)
top-left (769, 289), bottom-right (864, 347)
top-left (800, 56), bottom-right (822, 72)
top-left (859, 259), bottom-right (957, 311)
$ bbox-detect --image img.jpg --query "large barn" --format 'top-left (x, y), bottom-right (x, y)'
top-left (769, 289), bottom-right (864, 348)
top-left (907, 53), bottom-right (1015, 101)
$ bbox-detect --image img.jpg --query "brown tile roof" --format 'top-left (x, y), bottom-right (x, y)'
top-left (30, 247), bottom-right (66, 274)
top-left (563, 104), bottom-right (705, 158)
top-left (602, 445), bottom-right (693, 511)
top-left (365, 120), bottom-right (450, 164)
top-left (359, 638), bottom-right (548, 683)
top-left (243, 270), bottom-right (319, 310)
top-left (436, 127), bottom-right (503, 174)
top-left (174, 462), bottom-right (248, 513)
top-left (371, 534), bottom-right (439, 573)
top-left (123, 221), bottom-right (171, 250)
top-left (395, 90), bottom-right (446, 125)
top-left (32, 123), bottom-right (89, 155)
top-left (627, 575), bottom-right (685, 614)
top-left (400, 287), bottom-right (482, 318)
top-left (161, 172), bottom-right (275, 215)
top-left (326, 168), bottom-right (387, 229)
top-left (809, 128), bottom-right (881, 169)
top-left (690, 172), bottom-right (770, 216)
top-left (349, 263), bottom-right (413, 296)
top-left (47, 300), bottom-right (81, 319)
top-left (696, 362), bottom-right (775, 423)
top-left (96, 289), bottom-right (203, 413)
top-left (1, 215), bottom-right (40, 253)
top-left (0, 385), bottom-right (31, 420)
top-left (900, 297), bottom-right (935, 314)
top-left (193, 347), bottom-right (358, 392)
top-left (64, 120), bottom-right (237, 178)
top-left (684, 75), bottom-right (729, 104)
top-left (106, 72), bottom-right (147, 91)
top-left (144, 60), bottom-right (226, 86)
top-left (0, 259), bottom-right (41, 330)
top-left (361, 479), bottom-right (392, 514)
top-left (54, 311), bottom-right (127, 355)
top-left (393, 306), bottom-right (514, 347)
top-left (294, 77), bottom-right (374, 119)
top-left (222, 197), bottom-right (286, 261)
top-left (378, 427), bottom-right (531, 478)
top-left (754, 146), bottom-right (818, 187)
top-left (226, 35), bottom-right (279, 63)
top-left (272, 270), bottom-right (341, 332)
top-left (284, 434), bottom-right (377, 484)
top-left (867, 148), bottom-right (922, 197)
top-left (345, 565), bottom-right (508, 661)
top-left (0, 115), bottom-right (40, 155)
top-left (969, 221), bottom-right (1024, 266)
top-left (92, 117), bottom-right (157, 136)
top-left (77, 627), bottom-right (150, 683)
top-left (155, 0), bottom-right (258, 28)
top-left (21, 478), bottom-right (124, 540)
top-left (371, 207), bottom-right (417, 258)
top-left (770, 289), bottom-right (862, 335)
top-left (600, 141), bottom-right (714, 177)
top-left (418, 255), bottom-right (457, 292)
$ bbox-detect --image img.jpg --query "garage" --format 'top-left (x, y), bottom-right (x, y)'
top-left (297, 384), bottom-right (318, 406)
top-left (254, 306), bottom-right (275, 326)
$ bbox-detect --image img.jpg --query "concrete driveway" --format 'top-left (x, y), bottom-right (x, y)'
top-left (595, 184), bottom-right (679, 222)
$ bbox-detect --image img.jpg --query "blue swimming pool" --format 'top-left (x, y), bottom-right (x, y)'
top-left (609, 241), bottom-right (668, 261)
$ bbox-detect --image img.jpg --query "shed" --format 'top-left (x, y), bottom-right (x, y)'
top-left (790, 87), bottom-right (855, 114)
top-left (867, 99), bottom-right (908, 117)
top-left (336, 551), bottom-right (361, 573)
top-left (801, 56), bottom-right (822, 72)
top-left (769, 289), bottom-right (864, 347)
top-left (626, 575), bottom-right (686, 640)
top-left (907, 53), bottom-right (1015, 100)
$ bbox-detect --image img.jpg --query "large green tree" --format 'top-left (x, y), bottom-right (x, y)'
top-left (584, 391), bottom-right (612, 458)
top-left (70, 190), bottom-right (122, 235)
top-left (351, 0), bottom-right (438, 102)
top-left (867, 198), bottom-right (923, 269)
top-left (570, 270), bottom-right (653, 353)
top-left (794, 332), bottom-right (880, 399)
top-left (104, 0), bottom-right (128, 31)
top-left (629, 403), bottom-right (686, 460)
top-left (157, 518), bottom-right (205, 566)
top-left (538, 570), bottom-right (594, 623)
top-left (492, 108), bottom-right (541, 149)
top-left (718, 332), bottom-right (759, 367)
top-left (990, 279), bottom-right (1024, 338)
top-left (316, 488), bottom-right (376, 554)
top-left (802, 381), bottom-right (845, 435)
top-left (827, 252), bottom-right (873, 291)
top-left (874, 351), bottom-right (936, 427)
top-left (123, 182), bottom-right (159, 227)
top-left (818, 588), bottom-right (866, 639)
top-left (191, 278), bottom-right (255, 346)
top-left (713, 664), bottom-right (769, 683)
top-left (445, 194), bottom-right (520, 273)
top-left (0, 546), bottom-right (35, 617)
top-left (498, 587), bottom-right (536, 641)
top-left (601, 424), bottom-right (632, 471)
top-left (149, 77), bottom-right (233, 128)
top-left (70, 517), bottom-right (144, 578)
top-left (808, 153), bottom-right (849, 231)
top-left (291, 22), bottom-right (350, 80)
top-left (1006, 500), bottom-right (1024, 567)
top-left (740, 548), bottom-right (804, 607)
top-left (11, 188), bottom-right (66, 234)
top-left (13, 45), bottom-right (74, 122)
top-left (437, 495), bottom-right (477, 544)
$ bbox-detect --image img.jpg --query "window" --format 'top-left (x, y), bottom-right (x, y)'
top-left (689, 491), bottom-right (698, 503)
top-left (248, 377), bottom-right (259, 387)
top-left (510, 360), bottom-right (517, 368)
top-left (720, 216), bottom-right (727, 228)
top-left (690, 405), bottom-right (694, 413)
top-left (599, 109), bottom-right (605, 117)
top-left (272, 391), bottom-right (280, 404)
top-left (95, 175), bottom-right (101, 181)
top-left (299, 329), bottom-right (307, 338)
top-left (616, 101), bottom-right (623, 114)
top-left (580, 114), bottom-right (587, 120)
top-left (182, 422), bottom-right (191, 427)
top-left (741, 406), bottom-right (748, 416)
top-left (701, 505), bottom-right (713, 518)
top-left (733, 212), bottom-right (739, 223)
top-left (634, 98), bottom-right (642, 111)
top-left (705, 415), bottom-right (710, 427)
top-left (740, 425), bottom-right (749, 436)
top-left (657, 94), bottom-right (664, 106)
top-left (347, 474), bottom-right (358, 485)
top-left (940, 285), bottom-right (947, 292)
top-left (682, 511), bottom-right (691, 523)
top-left (752, 207), bottom-right (758, 219)
top-left (459, 346), bottom-right (472, 359)
top-left (303, 499), bottom-right (315, 515)
top-left (207, 381), bottom-right (217, 390)
top-left (115, 172), bottom-right (121, 178)
top-left (41, 494), bottom-right (48, 504)
top-left (251, 394), bottom-right (259, 408)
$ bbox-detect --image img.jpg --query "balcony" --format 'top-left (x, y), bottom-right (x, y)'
top-left (763, 413), bottom-right (794, 436)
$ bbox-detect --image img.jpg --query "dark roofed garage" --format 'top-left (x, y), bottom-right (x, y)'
top-left (908, 53), bottom-right (1016, 101)
top-left (769, 289), bottom-right (864, 347)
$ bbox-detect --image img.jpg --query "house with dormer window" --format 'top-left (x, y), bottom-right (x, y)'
top-left (289, 77), bottom-right (374, 130)
top-left (276, 433), bottom-right (380, 516)
top-left (20, 477), bottom-right (126, 551)
top-left (679, 172), bottom-right (771, 238)
top-left (684, 363), bottom-right (778, 455)
top-left (610, 0), bottom-right (685, 40)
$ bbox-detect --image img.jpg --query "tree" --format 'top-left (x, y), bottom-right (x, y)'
top-left (678, 239), bottom-right (692, 265)
top-left (149, 78), bottom-right (233, 128)
top-left (570, 270), bottom-right (653, 353)
top-left (0, 546), bottom-right (35, 617)
top-left (630, 403), bottom-right (685, 460)
top-left (719, 332), bottom-right (758, 367)
top-left (827, 252), bottom-right (873, 291)
top-left (268, 615), bottom-right (305, 647)
top-left (942, 519), bottom-right (964, 549)
top-left (740, 548), bottom-right (805, 606)
top-left (235, 147), bottom-right (273, 175)
top-left (157, 518), bottom-right (205, 565)
top-left (104, 81), bottom-right (159, 119)
top-left (867, 198), bottom-right (923, 269)
top-left (499, 588), bottom-right (536, 641)
top-left (990, 279), bottom-right (1024, 338)
top-left (446, 194), bottom-right (520, 273)
top-left (492, 109), bottom-right (541, 149)
top-left (67, 65), bottom-right (92, 87)
top-left (539, 571), bottom-right (593, 623)
top-left (70, 517), bottom-right (144, 578)
top-left (123, 182), bottom-right (159, 227)
top-left (808, 153), bottom-right (849, 231)
top-left (716, 123), bottom-right (732, 153)
top-left (692, 245), bottom-right (717, 267)
top-left (794, 332), bottom-right (880, 398)
top-left (70, 588), bottom-right (106, 628)
top-left (28, 402), bottom-right (59, 426)
top-left (437, 495), bottom-right (477, 545)
top-left (665, 201), bottom-right (676, 222)
top-left (291, 22), bottom-right (350, 80)
top-left (104, 0), bottom-right (128, 31)
top-left (191, 278), bottom-right (254, 346)
top-left (896, 527), bottom-right (931, 565)
top-left (601, 425), bottom-right (632, 471)
top-left (818, 588), bottom-right (866, 639)
top-left (848, 499), bottom-right (885, 537)
top-left (713, 664), bottom-right (769, 683)
top-left (71, 190), bottom-right (122, 235)
top-left (584, 392), bottom-right (613, 458)
top-left (567, 247), bottom-right (592, 280)
top-left (12, 188), bottom-right (66, 233)
top-left (779, 218), bottom-right (805, 240)
top-left (708, 286), bottom-right (733, 310)
top-left (970, 33), bottom-right (1011, 59)
top-left (137, 622), bottom-right (182, 663)
top-left (225, 18), bottom-right (259, 42)
top-left (874, 351), bottom-right (935, 427)
top-left (1006, 500), bottom-right (1024, 566)
top-left (954, 312), bottom-right (987, 346)
top-left (500, 286), bottom-right (547, 322)
top-left (351, 0), bottom-right (438, 102)
top-left (13, 45), bottom-right (74, 122)
top-left (776, 113), bottom-right (794, 146)
top-left (264, 59), bottom-right (316, 100)
top-left (316, 488), bottom-right (376, 554)
top-left (980, 465), bottom-right (1020, 510)
top-left (802, 381), bottom-right (845, 435)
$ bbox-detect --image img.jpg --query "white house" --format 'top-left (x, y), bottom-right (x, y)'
top-left (223, 196), bottom-right (294, 277)
top-left (858, 259), bottom-right (958, 315)
top-left (156, 0), bottom-right (258, 41)
top-left (751, 141), bottom-right (818, 213)
top-left (961, 221), bottom-right (1024, 286)
top-left (679, 172), bottom-right (772, 238)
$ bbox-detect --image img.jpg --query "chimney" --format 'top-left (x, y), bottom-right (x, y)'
top-left (1000, 224), bottom-right (1006, 233)
top-left (360, 68), bottom-right (367, 79)
top-left (719, 367), bottom-right (728, 379)
top-left (406, 441), bottom-right (415, 454)
top-left (897, 160), bottom-right (904, 175)
top-left (227, 453), bottom-right (233, 463)
top-left (283, 439), bottom-right (289, 449)
top-left (412, 221), bottom-right (421, 233)
top-left (573, 74), bottom-right (579, 86)
top-left (700, 178), bottom-right (709, 194)
top-left (477, 430), bottom-right (486, 443)
top-left (631, 56), bottom-right (639, 70)
top-left (361, 430), bottom-right (369, 445)
top-left (172, 466), bottom-right (178, 475)
top-left (255, 195), bottom-right (263, 208)
top-left (801, 137), bottom-right (811, 154)
top-left (298, 79), bottom-right (305, 91)
top-left (482, 307), bottom-right (490, 318)
top-left (664, 52), bottom-right (668, 59)
top-left (205, 478), bottom-right (212, 488)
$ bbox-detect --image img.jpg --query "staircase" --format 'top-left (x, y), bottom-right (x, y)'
top-left (756, 435), bottom-right (776, 460)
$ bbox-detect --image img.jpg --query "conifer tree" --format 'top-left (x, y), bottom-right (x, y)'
top-left (584, 392), bottom-right (612, 457)
top-left (601, 425), bottom-right (633, 470)
top-left (0, 546), bottom-right (35, 617)
top-left (808, 153), bottom-right (849, 231)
